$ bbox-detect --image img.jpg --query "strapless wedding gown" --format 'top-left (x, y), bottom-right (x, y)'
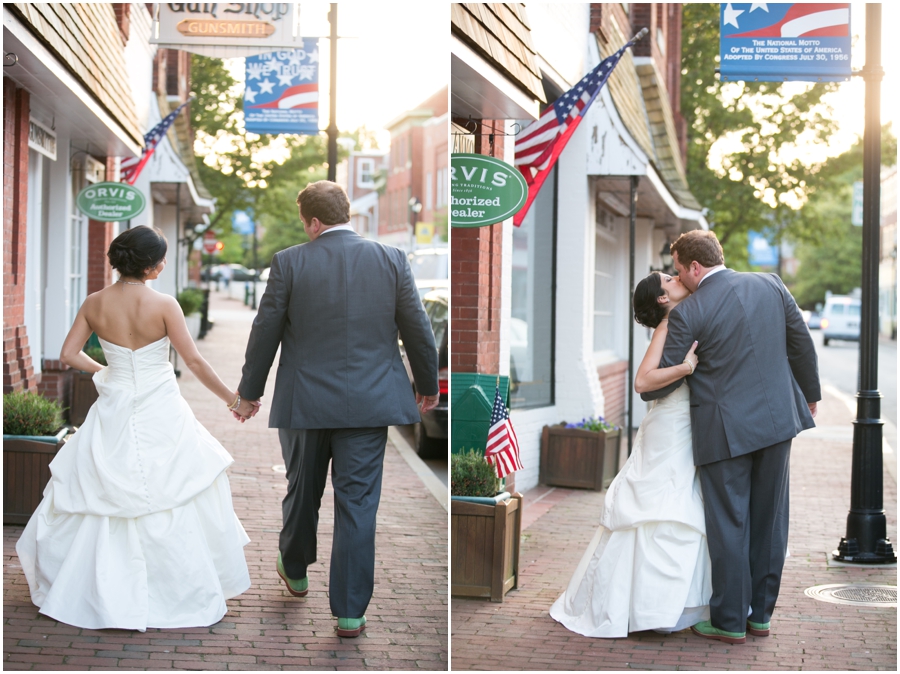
top-left (15, 336), bottom-right (251, 631)
top-left (549, 383), bottom-right (711, 637)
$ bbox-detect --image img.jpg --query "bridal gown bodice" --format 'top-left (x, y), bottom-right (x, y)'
top-left (48, 337), bottom-right (233, 518)
top-left (16, 336), bottom-right (250, 631)
top-left (550, 383), bottom-right (712, 638)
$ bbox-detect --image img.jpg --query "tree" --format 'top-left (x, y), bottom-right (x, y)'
top-left (786, 125), bottom-right (895, 308)
top-left (681, 3), bottom-right (841, 267)
top-left (190, 56), bottom-right (347, 267)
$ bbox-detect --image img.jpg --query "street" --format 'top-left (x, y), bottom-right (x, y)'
top-left (811, 330), bottom-right (897, 455)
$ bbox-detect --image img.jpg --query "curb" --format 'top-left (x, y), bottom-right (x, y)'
top-left (388, 426), bottom-right (448, 511)
top-left (823, 383), bottom-right (897, 483)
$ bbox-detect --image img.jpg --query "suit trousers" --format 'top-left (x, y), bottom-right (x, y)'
top-left (698, 439), bottom-right (791, 633)
top-left (277, 426), bottom-right (388, 618)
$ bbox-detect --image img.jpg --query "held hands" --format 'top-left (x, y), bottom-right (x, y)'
top-left (683, 341), bottom-right (699, 375)
top-left (228, 391), bottom-right (262, 423)
top-left (417, 392), bottom-right (440, 414)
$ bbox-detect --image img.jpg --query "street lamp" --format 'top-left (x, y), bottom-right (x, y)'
top-left (650, 241), bottom-right (674, 274)
top-left (832, 3), bottom-right (895, 565)
top-left (409, 196), bottom-right (423, 249)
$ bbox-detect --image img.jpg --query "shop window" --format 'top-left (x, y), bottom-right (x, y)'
top-left (510, 167), bottom-right (556, 409)
top-left (594, 206), bottom-right (623, 358)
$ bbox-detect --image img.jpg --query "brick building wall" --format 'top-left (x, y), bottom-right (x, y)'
top-left (3, 78), bottom-right (37, 393)
top-left (450, 119), bottom-right (505, 378)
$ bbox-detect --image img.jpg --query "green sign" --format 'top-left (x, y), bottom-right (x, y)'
top-left (76, 182), bottom-right (146, 222)
top-left (450, 153), bottom-right (527, 228)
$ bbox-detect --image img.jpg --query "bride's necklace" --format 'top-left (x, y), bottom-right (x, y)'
top-left (118, 279), bottom-right (146, 286)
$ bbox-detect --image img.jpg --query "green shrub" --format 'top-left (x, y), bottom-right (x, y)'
top-left (177, 288), bottom-right (205, 316)
top-left (2, 391), bottom-right (65, 436)
top-left (83, 346), bottom-right (107, 366)
top-left (451, 449), bottom-right (499, 497)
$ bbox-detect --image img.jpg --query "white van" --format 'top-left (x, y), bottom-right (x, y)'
top-left (821, 295), bottom-right (861, 346)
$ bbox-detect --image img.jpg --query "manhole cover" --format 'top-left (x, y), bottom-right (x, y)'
top-left (272, 464), bottom-right (286, 473)
top-left (805, 584), bottom-right (897, 607)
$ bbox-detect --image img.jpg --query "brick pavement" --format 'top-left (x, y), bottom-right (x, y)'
top-left (451, 390), bottom-right (897, 670)
top-left (4, 291), bottom-right (448, 671)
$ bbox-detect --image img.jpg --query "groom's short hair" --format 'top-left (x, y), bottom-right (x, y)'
top-left (296, 181), bottom-right (351, 226)
top-left (671, 230), bottom-right (724, 268)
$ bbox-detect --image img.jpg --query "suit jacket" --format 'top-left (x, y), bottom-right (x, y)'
top-left (641, 270), bottom-right (820, 465)
top-left (238, 230), bottom-right (438, 430)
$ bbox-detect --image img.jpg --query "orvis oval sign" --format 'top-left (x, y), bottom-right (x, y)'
top-left (76, 182), bottom-right (146, 222)
top-left (450, 154), bottom-right (528, 228)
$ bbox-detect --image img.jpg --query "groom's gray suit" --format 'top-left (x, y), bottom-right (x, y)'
top-left (238, 229), bottom-right (438, 618)
top-left (642, 269), bottom-right (819, 633)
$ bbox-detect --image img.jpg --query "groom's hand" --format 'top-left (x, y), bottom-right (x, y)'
top-left (808, 402), bottom-right (818, 418)
top-left (417, 392), bottom-right (440, 414)
top-left (231, 397), bottom-right (262, 422)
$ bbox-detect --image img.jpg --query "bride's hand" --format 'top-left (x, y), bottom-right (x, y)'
top-left (684, 341), bottom-right (699, 372)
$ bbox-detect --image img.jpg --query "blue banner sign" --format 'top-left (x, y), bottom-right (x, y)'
top-left (720, 3), bottom-right (851, 82)
top-left (244, 39), bottom-right (320, 135)
top-left (748, 230), bottom-right (778, 267)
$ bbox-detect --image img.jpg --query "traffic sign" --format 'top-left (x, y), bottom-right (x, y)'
top-left (203, 230), bottom-right (218, 253)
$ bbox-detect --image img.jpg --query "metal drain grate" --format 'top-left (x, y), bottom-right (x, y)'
top-left (805, 584), bottom-right (897, 607)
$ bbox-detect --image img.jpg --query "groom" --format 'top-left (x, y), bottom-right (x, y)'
top-left (641, 229), bottom-right (820, 644)
top-left (234, 180), bottom-right (439, 637)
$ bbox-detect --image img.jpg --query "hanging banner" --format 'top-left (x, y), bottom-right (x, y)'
top-left (719, 3), bottom-right (851, 82)
top-left (450, 154), bottom-right (528, 228)
top-left (151, 3), bottom-right (304, 58)
top-left (76, 182), bottom-right (146, 222)
top-left (244, 41), bottom-right (319, 135)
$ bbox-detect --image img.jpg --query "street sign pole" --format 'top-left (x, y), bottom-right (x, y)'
top-left (327, 3), bottom-right (338, 181)
top-left (833, 3), bottom-right (895, 565)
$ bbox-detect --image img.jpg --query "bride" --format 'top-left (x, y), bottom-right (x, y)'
top-left (15, 226), bottom-right (252, 631)
top-left (549, 271), bottom-right (711, 637)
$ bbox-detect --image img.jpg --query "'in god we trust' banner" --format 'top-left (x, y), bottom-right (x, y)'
top-left (719, 3), bottom-right (851, 82)
top-left (244, 40), bottom-right (320, 135)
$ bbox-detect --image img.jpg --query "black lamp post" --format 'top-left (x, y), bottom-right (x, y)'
top-left (833, 3), bottom-right (895, 565)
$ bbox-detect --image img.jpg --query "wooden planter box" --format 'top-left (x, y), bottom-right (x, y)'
top-left (3, 429), bottom-right (69, 524)
top-left (540, 425), bottom-right (621, 490)
top-left (69, 371), bottom-right (98, 426)
top-left (451, 493), bottom-right (522, 602)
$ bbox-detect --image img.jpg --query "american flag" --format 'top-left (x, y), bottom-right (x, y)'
top-left (485, 381), bottom-right (523, 479)
top-left (120, 99), bottom-right (192, 185)
top-left (513, 30), bottom-right (645, 226)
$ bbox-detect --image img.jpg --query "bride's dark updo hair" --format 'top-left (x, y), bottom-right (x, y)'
top-left (633, 271), bottom-right (667, 328)
top-left (107, 226), bottom-right (167, 279)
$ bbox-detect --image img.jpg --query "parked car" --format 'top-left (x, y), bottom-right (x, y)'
top-left (821, 296), bottom-right (861, 345)
top-left (225, 264), bottom-right (257, 281)
top-left (400, 288), bottom-right (448, 457)
top-left (408, 247), bottom-right (448, 300)
top-left (259, 267), bottom-right (271, 282)
top-left (805, 311), bottom-right (823, 330)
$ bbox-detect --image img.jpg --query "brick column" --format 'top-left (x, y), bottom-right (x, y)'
top-left (450, 119), bottom-right (504, 376)
top-left (3, 78), bottom-right (37, 393)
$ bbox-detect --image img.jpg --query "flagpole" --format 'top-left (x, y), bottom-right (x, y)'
top-left (327, 3), bottom-right (338, 181)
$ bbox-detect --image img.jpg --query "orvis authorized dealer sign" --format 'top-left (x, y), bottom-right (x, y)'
top-left (450, 154), bottom-right (528, 228)
top-left (76, 182), bottom-right (146, 222)
top-left (719, 3), bottom-right (851, 82)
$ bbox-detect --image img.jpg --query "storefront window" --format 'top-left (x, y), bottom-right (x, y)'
top-left (510, 167), bottom-right (555, 409)
top-left (594, 206), bottom-right (624, 356)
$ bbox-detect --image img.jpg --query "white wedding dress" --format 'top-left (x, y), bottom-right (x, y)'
top-left (549, 383), bottom-right (712, 637)
top-left (15, 336), bottom-right (251, 631)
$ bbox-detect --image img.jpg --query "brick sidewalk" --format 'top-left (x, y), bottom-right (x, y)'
top-left (451, 390), bottom-right (897, 670)
top-left (4, 292), bottom-right (448, 671)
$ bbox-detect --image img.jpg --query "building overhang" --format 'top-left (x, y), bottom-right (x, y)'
top-left (3, 9), bottom-right (142, 158)
top-left (451, 35), bottom-right (540, 122)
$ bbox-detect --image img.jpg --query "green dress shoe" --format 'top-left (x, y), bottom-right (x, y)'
top-left (690, 620), bottom-right (746, 644)
top-left (276, 553), bottom-right (308, 597)
top-left (336, 616), bottom-right (366, 638)
top-left (747, 619), bottom-right (770, 636)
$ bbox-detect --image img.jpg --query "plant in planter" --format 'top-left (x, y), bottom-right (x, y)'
top-left (3, 391), bottom-right (69, 524)
top-left (541, 415), bottom-right (621, 490)
top-left (178, 288), bottom-right (205, 339)
top-left (450, 449), bottom-right (522, 602)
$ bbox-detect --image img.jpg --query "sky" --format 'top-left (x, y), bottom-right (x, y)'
top-left (226, 2), bottom-right (447, 149)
